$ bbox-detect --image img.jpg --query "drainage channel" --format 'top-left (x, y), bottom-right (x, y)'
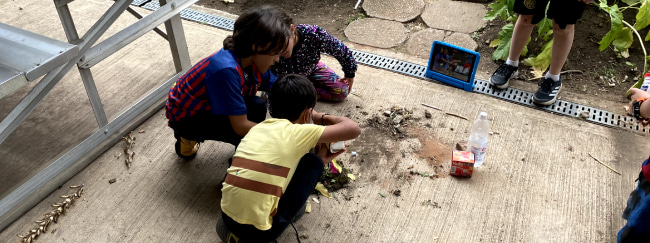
top-left (132, 0), bottom-right (649, 135)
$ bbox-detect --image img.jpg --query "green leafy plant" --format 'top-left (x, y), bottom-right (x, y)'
top-left (595, 0), bottom-right (650, 92)
top-left (485, 0), bottom-right (650, 87)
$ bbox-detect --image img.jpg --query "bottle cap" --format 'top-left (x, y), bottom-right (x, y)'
top-left (479, 112), bottom-right (487, 119)
top-left (645, 73), bottom-right (650, 78)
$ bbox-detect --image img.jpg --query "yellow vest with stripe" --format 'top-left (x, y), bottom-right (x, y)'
top-left (221, 118), bottom-right (325, 230)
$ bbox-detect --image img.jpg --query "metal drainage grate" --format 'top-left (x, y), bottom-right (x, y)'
top-left (131, 0), bottom-right (151, 7)
top-left (140, 1), bottom-right (235, 30)
top-left (134, 2), bottom-right (649, 135)
top-left (473, 79), bottom-right (648, 133)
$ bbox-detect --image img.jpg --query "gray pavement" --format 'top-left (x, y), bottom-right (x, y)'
top-left (0, 0), bottom-right (646, 242)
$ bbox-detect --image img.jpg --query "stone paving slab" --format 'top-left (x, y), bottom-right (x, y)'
top-left (421, 0), bottom-right (488, 34)
top-left (444, 31), bottom-right (478, 50)
top-left (345, 18), bottom-right (408, 49)
top-left (406, 28), bottom-right (478, 58)
top-left (406, 28), bottom-right (446, 59)
top-left (363, 0), bottom-right (425, 22)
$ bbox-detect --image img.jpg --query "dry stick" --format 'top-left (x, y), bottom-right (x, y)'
top-left (445, 112), bottom-right (469, 121)
top-left (588, 153), bottom-right (621, 175)
top-left (529, 70), bottom-right (584, 81)
top-left (421, 103), bottom-right (467, 120)
top-left (421, 103), bottom-right (442, 111)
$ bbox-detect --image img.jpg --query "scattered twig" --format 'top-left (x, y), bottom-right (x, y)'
top-left (588, 153), bottom-right (621, 175)
top-left (444, 112), bottom-right (469, 121)
top-left (529, 70), bottom-right (584, 81)
top-left (18, 185), bottom-right (84, 243)
top-left (421, 103), bottom-right (442, 111)
top-left (122, 132), bottom-right (136, 169)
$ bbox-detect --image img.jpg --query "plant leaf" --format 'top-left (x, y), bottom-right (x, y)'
top-left (635, 1), bottom-right (650, 30)
top-left (492, 23), bottom-right (514, 61)
top-left (521, 37), bottom-right (531, 57)
top-left (612, 27), bottom-right (634, 51)
top-left (599, 4), bottom-right (623, 51)
top-left (646, 30), bottom-right (650, 41)
top-left (537, 18), bottom-right (553, 40)
top-left (522, 38), bottom-right (554, 72)
top-left (484, 0), bottom-right (510, 21)
top-left (489, 39), bottom-right (501, 48)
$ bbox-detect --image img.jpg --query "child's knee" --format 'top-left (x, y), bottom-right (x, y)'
top-left (553, 23), bottom-right (574, 35)
top-left (517, 15), bottom-right (534, 26)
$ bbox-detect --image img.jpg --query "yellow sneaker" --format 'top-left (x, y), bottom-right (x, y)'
top-left (174, 136), bottom-right (199, 159)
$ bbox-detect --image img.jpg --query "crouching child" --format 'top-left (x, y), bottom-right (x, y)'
top-left (216, 74), bottom-right (361, 242)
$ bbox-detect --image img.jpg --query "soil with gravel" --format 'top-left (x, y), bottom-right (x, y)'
top-left (196, 0), bottom-right (360, 40)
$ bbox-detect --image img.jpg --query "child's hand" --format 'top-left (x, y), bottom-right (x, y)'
top-left (315, 143), bottom-right (345, 166)
top-left (628, 88), bottom-right (650, 116)
top-left (341, 77), bottom-right (354, 91)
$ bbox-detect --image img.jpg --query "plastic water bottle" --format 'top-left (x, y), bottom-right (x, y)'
top-left (641, 73), bottom-right (650, 91)
top-left (468, 112), bottom-right (490, 167)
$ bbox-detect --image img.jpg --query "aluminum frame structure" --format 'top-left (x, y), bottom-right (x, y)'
top-left (0, 0), bottom-right (198, 231)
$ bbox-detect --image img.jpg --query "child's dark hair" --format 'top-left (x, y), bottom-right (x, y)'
top-left (269, 74), bottom-right (317, 121)
top-left (223, 5), bottom-right (292, 58)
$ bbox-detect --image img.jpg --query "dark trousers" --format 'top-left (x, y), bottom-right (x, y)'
top-left (169, 96), bottom-right (266, 147)
top-left (222, 153), bottom-right (324, 242)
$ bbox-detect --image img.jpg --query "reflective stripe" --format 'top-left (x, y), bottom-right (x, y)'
top-left (231, 157), bottom-right (290, 178)
top-left (225, 174), bottom-right (283, 197)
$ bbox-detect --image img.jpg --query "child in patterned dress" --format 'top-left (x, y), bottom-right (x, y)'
top-left (271, 24), bottom-right (357, 101)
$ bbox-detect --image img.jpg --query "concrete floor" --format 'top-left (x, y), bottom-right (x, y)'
top-left (1, 0), bottom-right (647, 242)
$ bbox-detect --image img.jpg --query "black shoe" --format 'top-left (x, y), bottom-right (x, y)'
top-left (533, 77), bottom-right (562, 106)
top-left (489, 63), bottom-right (518, 89)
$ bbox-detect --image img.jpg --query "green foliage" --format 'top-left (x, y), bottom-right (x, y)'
top-left (595, 0), bottom-right (650, 93)
top-left (613, 27), bottom-right (634, 51)
top-left (537, 18), bottom-right (553, 41)
top-left (484, 0), bottom-right (514, 21)
top-left (492, 23), bottom-right (514, 61)
top-left (598, 3), bottom-right (624, 51)
top-left (522, 38), bottom-right (553, 72)
top-left (634, 1), bottom-right (650, 30)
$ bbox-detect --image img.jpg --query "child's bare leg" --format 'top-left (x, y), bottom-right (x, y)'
top-left (508, 15), bottom-right (536, 62)
top-left (549, 20), bottom-right (575, 76)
